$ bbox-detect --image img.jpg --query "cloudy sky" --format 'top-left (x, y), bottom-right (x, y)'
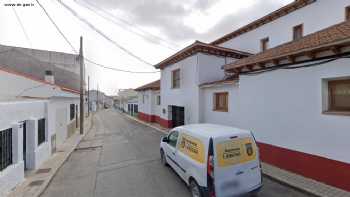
top-left (0, 0), bottom-right (293, 95)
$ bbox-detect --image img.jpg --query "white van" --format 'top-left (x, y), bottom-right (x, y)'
top-left (160, 124), bottom-right (262, 197)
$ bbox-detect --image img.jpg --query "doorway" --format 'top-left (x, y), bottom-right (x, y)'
top-left (171, 106), bottom-right (185, 128)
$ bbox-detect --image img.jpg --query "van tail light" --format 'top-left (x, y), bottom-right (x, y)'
top-left (208, 155), bottom-right (214, 178)
top-left (207, 138), bottom-right (215, 197)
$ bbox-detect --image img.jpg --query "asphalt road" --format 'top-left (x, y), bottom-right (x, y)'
top-left (41, 109), bottom-right (313, 197)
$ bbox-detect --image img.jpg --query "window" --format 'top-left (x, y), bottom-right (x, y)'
top-left (214, 92), bottom-right (229, 112)
top-left (328, 79), bottom-right (350, 112)
top-left (346, 6), bottom-right (350, 20)
top-left (38, 118), bottom-right (46, 146)
top-left (0, 128), bottom-right (12, 171)
top-left (156, 95), bottom-right (161, 105)
top-left (293, 24), bottom-right (303, 40)
top-left (172, 69), bottom-right (180, 89)
top-left (142, 95), bottom-right (145, 104)
top-left (168, 131), bottom-right (179, 148)
top-left (134, 104), bottom-right (138, 113)
top-left (260, 37), bottom-right (269, 52)
top-left (70, 104), bottom-right (75, 120)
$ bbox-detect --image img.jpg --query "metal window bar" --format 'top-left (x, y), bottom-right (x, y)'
top-left (38, 119), bottom-right (46, 146)
top-left (0, 128), bottom-right (13, 171)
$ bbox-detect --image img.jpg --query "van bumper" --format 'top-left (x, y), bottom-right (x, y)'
top-left (248, 183), bottom-right (263, 194)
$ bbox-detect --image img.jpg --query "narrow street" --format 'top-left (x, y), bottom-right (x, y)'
top-left (41, 110), bottom-right (313, 197)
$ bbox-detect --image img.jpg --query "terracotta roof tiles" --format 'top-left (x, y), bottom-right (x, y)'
top-left (135, 80), bottom-right (160, 91)
top-left (224, 20), bottom-right (350, 72)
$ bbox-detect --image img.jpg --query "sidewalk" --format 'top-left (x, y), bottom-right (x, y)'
top-left (124, 113), bottom-right (350, 197)
top-left (7, 115), bottom-right (94, 197)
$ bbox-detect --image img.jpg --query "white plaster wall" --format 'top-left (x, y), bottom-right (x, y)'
top-left (48, 98), bottom-right (79, 147)
top-left (0, 100), bottom-right (46, 131)
top-left (197, 54), bottom-right (232, 84)
top-left (161, 53), bottom-right (233, 123)
top-left (152, 91), bottom-right (161, 117)
top-left (200, 84), bottom-right (240, 125)
top-left (0, 100), bottom-right (46, 195)
top-left (203, 58), bottom-right (350, 164)
top-left (219, 0), bottom-right (350, 53)
top-left (160, 55), bottom-right (200, 123)
top-left (138, 90), bottom-right (161, 117)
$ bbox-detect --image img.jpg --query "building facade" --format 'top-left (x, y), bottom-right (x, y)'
top-left (136, 0), bottom-right (350, 192)
top-left (0, 46), bottom-right (81, 196)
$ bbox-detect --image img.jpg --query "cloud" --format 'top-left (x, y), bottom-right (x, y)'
top-left (202, 0), bottom-right (292, 42)
top-left (83, 0), bottom-right (293, 43)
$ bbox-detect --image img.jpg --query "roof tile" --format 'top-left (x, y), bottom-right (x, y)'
top-left (135, 80), bottom-right (160, 91)
top-left (224, 21), bottom-right (350, 71)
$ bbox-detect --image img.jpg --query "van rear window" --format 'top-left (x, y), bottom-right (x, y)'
top-left (216, 138), bottom-right (256, 167)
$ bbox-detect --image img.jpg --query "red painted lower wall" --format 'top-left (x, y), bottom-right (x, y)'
top-left (138, 111), bottom-right (350, 191)
top-left (257, 142), bottom-right (350, 192)
top-left (138, 112), bottom-right (172, 128)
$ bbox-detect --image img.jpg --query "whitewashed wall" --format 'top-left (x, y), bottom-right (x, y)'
top-left (219, 0), bottom-right (350, 53)
top-left (161, 55), bottom-right (199, 124)
top-left (48, 98), bottom-right (79, 147)
top-left (160, 53), bottom-right (232, 124)
top-left (152, 91), bottom-right (161, 117)
top-left (138, 90), bottom-right (161, 117)
top-left (0, 100), bottom-right (46, 196)
top-left (138, 90), bottom-right (152, 115)
top-left (200, 84), bottom-right (240, 125)
top-left (197, 54), bottom-right (234, 84)
top-left (202, 58), bottom-right (350, 164)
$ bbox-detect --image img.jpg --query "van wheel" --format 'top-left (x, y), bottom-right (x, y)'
top-left (160, 149), bottom-right (167, 166)
top-left (189, 179), bottom-right (203, 197)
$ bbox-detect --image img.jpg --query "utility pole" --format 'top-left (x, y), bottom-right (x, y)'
top-left (97, 84), bottom-right (99, 111)
top-left (79, 36), bottom-right (84, 135)
top-left (87, 76), bottom-right (90, 117)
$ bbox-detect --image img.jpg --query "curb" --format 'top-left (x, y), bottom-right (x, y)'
top-left (121, 112), bottom-right (349, 197)
top-left (262, 170), bottom-right (320, 197)
top-left (122, 113), bottom-right (169, 134)
top-left (37, 115), bottom-right (95, 197)
top-left (8, 115), bottom-right (94, 197)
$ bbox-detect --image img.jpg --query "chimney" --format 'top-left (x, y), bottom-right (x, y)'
top-left (45, 70), bottom-right (55, 84)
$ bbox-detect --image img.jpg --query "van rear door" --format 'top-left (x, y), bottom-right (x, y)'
top-left (213, 134), bottom-right (261, 197)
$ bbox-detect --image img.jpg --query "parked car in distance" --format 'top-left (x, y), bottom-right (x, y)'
top-left (160, 124), bottom-right (262, 197)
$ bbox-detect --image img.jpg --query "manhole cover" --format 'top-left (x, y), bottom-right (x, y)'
top-left (36, 168), bottom-right (51, 174)
top-left (29, 180), bottom-right (45, 187)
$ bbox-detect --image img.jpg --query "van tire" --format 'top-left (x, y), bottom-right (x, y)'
top-left (189, 179), bottom-right (204, 197)
top-left (160, 149), bottom-right (168, 166)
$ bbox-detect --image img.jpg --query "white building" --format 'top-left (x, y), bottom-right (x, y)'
top-left (138, 0), bottom-right (350, 192)
top-left (154, 41), bottom-right (250, 128)
top-left (135, 80), bottom-right (161, 123)
top-left (117, 89), bottom-right (138, 113)
top-left (0, 46), bottom-right (81, 196)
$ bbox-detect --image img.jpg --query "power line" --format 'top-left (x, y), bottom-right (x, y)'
top-left (12, 5), bottom-right (32, 47)
top-left (76, 0), bottom-right (180, 50)
top-left (75, 0), bottom-right (178, 51)
top-left (34, 0), bottom-right (159, 74)
top-left (35, 0), bottom-right (77, 53)
top-left (85, 58), bottom-right (160, 74)
top-left (56, 0), bottom-right (154, 66)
